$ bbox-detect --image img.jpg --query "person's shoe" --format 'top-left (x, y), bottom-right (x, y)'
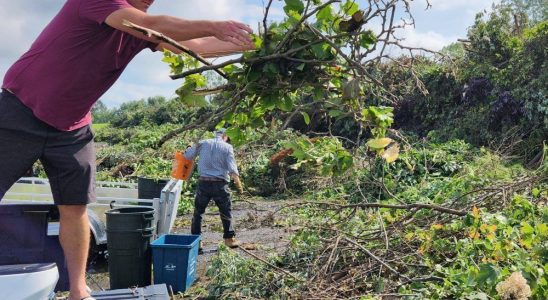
top-left (224, 237), bottom-right (241, 248)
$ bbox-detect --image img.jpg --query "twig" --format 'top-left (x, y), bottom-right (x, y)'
top-left (287, 200), bottom-right (467, 216)
top-left (344, 236), bottom-right (411, 281)
top-left (397, 275), bottom-right (444, 288)
top-left (262, 0), bottom-right (274, 44)
top-left (237, 246), bottom-right (303, 281)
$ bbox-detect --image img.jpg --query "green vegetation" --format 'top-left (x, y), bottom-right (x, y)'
top-left (90, 0), bottom-right (546, 298)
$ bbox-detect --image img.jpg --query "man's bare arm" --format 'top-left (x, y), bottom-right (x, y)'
top-left (156, 37), bottom-right (255, 58)
top-left (105, 7), bottom-right (253, 46)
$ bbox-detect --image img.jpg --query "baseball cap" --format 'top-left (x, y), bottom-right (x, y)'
top-left (215, 128), bottom-right (227, 135)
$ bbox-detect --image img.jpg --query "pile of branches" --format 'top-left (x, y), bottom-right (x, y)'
top-left (272, 176), bottom-right (545, 298)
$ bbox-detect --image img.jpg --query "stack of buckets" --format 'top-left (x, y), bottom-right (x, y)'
top-left (106, 207), bottom-right (201, 293)
top-left (106, 207), bottom-right (155, 289)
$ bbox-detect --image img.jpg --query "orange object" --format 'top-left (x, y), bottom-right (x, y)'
top-left (171, 151), bottom-right (194, 181)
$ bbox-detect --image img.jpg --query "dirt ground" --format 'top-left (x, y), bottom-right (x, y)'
top-left (62, 197), bottom-right (293, 299)
top-left (174, 197), bottom-right (292, 279)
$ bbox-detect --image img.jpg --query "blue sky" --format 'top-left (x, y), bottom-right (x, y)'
top-left (0, 0), bottom-right (497, 108)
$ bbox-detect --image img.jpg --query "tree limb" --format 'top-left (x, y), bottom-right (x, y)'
top-left (121, 19), bottom-right (228, 79)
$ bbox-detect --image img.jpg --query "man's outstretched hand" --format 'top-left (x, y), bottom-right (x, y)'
top-left (213, 20), bottom-right (254, 47)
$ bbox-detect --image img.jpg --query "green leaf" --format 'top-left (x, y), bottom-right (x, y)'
top-left (311, 43), bottom-right (328, 59)
top-left (250, 117), bottom-right (266, 128)
top-left (234, 113), bottom-right (249, 125)
top-left (360, 30), bottom-right (377, 49)
top-left (316, 5), bottom-right (333, 22)
top-left (521, 221), bottom-right (534, 235)
top-left (247, 70), bottom-right (261, 82)
top-left (301, 111), bottom-right (311, 125)
top-left (329, 110), bottom-right (342, 117)
top-left (538, 223), bottom-right (548, 237)
top-left (342, 1), bottom-right (359, 16)
top-left (226, 127), bottom-right (245, 146)
top-left (476, 263), bottom-right (499, 285)
top-left (284, 0), bottom-right (305, 15)
top-left (286, 9), bottom-right (302, 24)
top-left (180, 94), bottom-right (207, 107)
top-left (277, 96), bottom-right (294, 111)
top-left (261, 94), bottom-right (277, 110)
top-left (251, 34), bottom-right (263, 49)
top-left (367, 138), bottom-right (393, 149)
top-left (263, 62), bottom-right (279, 74)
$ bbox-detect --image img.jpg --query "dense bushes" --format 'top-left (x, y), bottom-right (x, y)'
top-left (392, 4), bottom-right (546, 161)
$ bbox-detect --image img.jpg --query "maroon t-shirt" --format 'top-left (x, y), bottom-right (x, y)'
top-left (2, 0), bottom-right (156, 131)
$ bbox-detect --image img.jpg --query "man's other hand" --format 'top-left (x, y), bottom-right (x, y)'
top-left (213, 21), bottom-right (254, 47)
top-left (232, 175), bottom-right (244, 194)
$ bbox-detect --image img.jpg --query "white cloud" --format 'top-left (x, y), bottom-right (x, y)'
top-left (426, 0), bottom-right (496, 12)
top-left (155, 0), bottom-right (263, 20)
top-left (397, 27), bottom-right (457, 51)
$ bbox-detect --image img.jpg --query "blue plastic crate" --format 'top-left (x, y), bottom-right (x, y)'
top-left (151, 234), bottom-right (200, 293)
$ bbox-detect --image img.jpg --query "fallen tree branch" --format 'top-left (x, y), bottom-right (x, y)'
top-left (344, 236), bottom-right (411, 281)
top-left (282, 200), bottom-right (467, 216)
top-left (237, 246), bottom-right (304, 281)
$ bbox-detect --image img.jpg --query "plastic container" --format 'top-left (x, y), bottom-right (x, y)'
top-left (105, 207), bottom-right (155, 231)
top-left (91, 283), bottom-right (169, 300)
top-left (151, 234), bottom-right (200, 293)
top-left (106, 207), bottom-right (156, 289)
top-left (171, 151), bottom-right (194, 181)
top-left (0, 204), bottom-right (69, 291)
top-left (137, 177), bottom-right (169, 200)
top-left (0, 263), bottom-right (59, 300)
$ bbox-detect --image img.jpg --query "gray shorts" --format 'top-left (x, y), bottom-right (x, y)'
top-left (0, 89), bottom-right (96, 205)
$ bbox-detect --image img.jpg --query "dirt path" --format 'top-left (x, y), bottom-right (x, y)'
top-left (171, 197), bottom-right (293, 281)
top-left (80, 197), bottom-right (294, 297)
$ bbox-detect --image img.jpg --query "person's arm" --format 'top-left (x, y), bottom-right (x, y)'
top-left (226, 147), bottom-right (243, 193)
top-left (231, 174), bottom-right (244, 194)
top-left (105, 7), bottom-right (253, 46)
top-left (184, 142), bottom-right (200, 160)
top-left (156, 37), bottom-right (255, 58)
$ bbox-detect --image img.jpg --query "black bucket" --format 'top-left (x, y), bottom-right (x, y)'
top-left (106, 207), bottom-right (156, 289)
top-left (138, 177), bottom-right (169, 200)
top-left (106, 207), bottom-right (155, 231)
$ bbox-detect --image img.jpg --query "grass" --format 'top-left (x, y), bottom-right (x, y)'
top-left (92, 123), bottom-right (109, 131)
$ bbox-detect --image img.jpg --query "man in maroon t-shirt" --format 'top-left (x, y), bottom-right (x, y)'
top-left (0, 0), bottom-right (254, 299)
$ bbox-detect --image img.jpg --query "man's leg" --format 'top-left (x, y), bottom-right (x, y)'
top-left (191, 181), bottom-right (211, 235)
top-left (58, 205), bottom-right (91, 300)
top-left (0, 90), bottom-right (43, 199)
top-left (212, 183), bottom-right (236, 239)
top-left (41, 123), bottom-right (96, 299)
